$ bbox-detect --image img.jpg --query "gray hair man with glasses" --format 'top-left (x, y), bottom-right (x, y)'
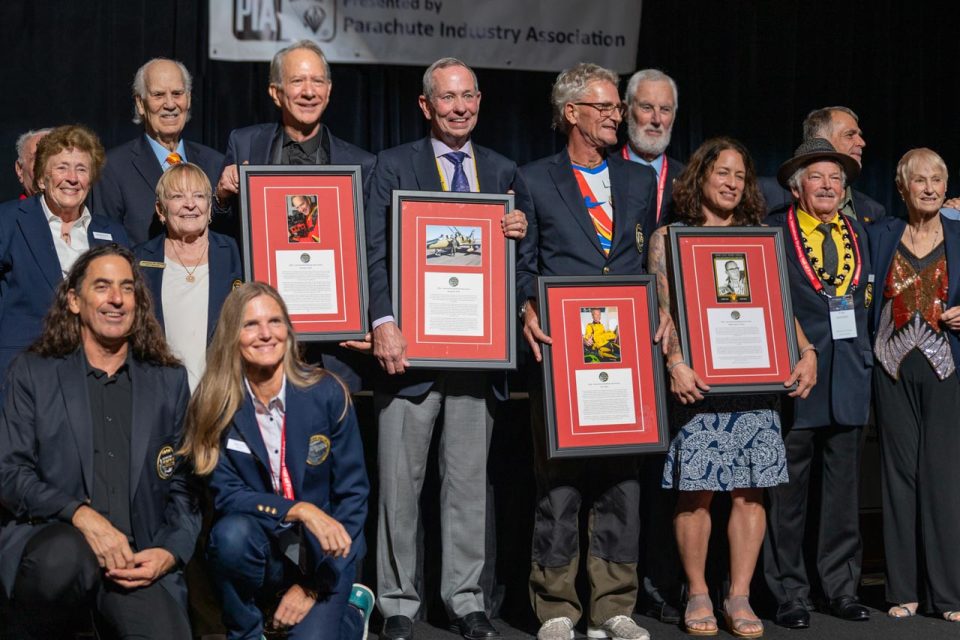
top-left (515, 62), bottom-right (670, 640)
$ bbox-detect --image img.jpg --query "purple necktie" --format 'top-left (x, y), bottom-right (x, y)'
top-left (442, 151), bottom-right (470, 193)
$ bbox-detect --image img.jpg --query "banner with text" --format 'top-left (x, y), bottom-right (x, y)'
top-left (210, 0), bottom-right (642, 73)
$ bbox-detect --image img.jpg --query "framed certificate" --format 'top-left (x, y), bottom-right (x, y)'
top-left (391, 190), bottom-right (516, 369)
top-left (539, 276), bottom-right (669, 459)
top-left (668, 225), bottom-right (798, 393)
top-left (240, 165), bottom-right (369, 341)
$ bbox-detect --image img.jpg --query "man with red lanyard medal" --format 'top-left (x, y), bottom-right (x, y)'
top-left (619, 69), bottom-right (685, 229)
top-left (763, 138), bottom-right (874, 629)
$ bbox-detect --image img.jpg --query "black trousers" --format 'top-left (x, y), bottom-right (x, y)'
top-left (875, 350), bottom-right (960, 611)
top-left (6, 523), bottom-right (190, 640)
top-left (763, 422), bottom-right (863, 604)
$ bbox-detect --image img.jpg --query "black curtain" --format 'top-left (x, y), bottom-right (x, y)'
top-left (2, 1), bottom-right (959, 217)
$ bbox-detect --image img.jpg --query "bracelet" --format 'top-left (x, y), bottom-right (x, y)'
top-left (666, 360), bottom-right (685, 372)
top-left (799, 344), bottom-right (818, 358)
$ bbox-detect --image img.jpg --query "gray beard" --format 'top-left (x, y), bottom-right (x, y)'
top-left (627, 118), bottom-right (671, 158)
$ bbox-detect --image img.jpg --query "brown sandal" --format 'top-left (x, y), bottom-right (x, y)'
top-left (684, 593), bottom-right (718, 636)
top-left (722, 595), bottom-right (763, 638)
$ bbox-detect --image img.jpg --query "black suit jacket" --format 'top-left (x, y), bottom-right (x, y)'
top-left (365, 137), bottom-right (520, 397)
top-left (134, 230), bottom-right (242, 343)
top-left (0, 350), bottom-right (199, 607)
top-left (867, 214), bottom-right (960, 376)
top-left (90, 136), bottom-right (225, 244)
top-left (619, 147), bottom-right (684, 226)
top-left (759, 175), bottom-right (886, 223)
top-left (515, 148), bottom-right (658, 306)
top-left (766, 211), bottom-right (874, 428)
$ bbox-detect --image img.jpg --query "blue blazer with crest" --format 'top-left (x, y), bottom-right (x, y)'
top-left (866, 214), bottom-right (960, 376)
top-left (208, 374), bottom-right (369, 582)
top-left (0, 350), bottom-right (198, 607)
top-left (134, 230), bottom-right (242, 344)
top-left (90, 136), bottom-right (225, 245)
top-left (766, 210), bottom-right (874, 428)
top-left (514, 148), bottom-right (658, 307)
top-left (0, 195), bottom-right (130, 376)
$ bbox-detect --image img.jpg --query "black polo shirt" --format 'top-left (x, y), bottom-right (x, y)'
top-left (86, 355), bottom-right (133, 539)
top-left (277, 125), bottom-right (330, 166)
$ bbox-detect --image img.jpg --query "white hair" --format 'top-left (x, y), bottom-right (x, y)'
top-left (551, 63), bottom-right (619, 132)
top-left (623, 68), bottom-right (678, 111)
top-left (15, 128), bottom-right (52, 160)
top-left (131, 58), bottom-right (193, 125)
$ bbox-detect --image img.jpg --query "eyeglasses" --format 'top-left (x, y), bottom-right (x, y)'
top-left (574, 102), bottom-right (626, 118)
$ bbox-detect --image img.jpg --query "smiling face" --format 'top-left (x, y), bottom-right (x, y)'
top-left (792, 160), bottom-right (844, 219)
top-left (567, 80), bottom-right (623, 150)
top-left (157, 172), bottom-right (211, 239)
top-left (68, 255), bottom-right (136, 351)
top-left (627, 79), bottom-right (675, 159)
top-left (38, 147), bottom-right (92, 218)
top-left (901, 160), bottom-right (947, 218)
top-left (419, 64), bottom-right (481, 149)
top-left (700, 149), bottom-right (746, 217)
top-left (239, 294), bottom-right (289, 376)
top-left (827, 111), bottom-right (865, 167)
top-left (136, 60), bottom-right (191, 146)
top-left (269, 47), bottom-right (331, 137)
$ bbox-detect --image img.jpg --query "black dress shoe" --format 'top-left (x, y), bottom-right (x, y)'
top-left (830, 596), bottom-right (870, 621)
top-left (450, 611), bottom-right (502, 640)
top-left (640, 598), bottom-right (682, 624)
top-left (382, 615), bottom-right (415, 640)
top-left (775, 599), bottom-right (811, 629)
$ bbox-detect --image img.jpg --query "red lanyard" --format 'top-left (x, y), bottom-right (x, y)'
top-left (621, 146), bottom-right (668, 221)
top-left (277, 416), bottom-right (295, 500)
top-left (786, 205), bottom-right (862, 296)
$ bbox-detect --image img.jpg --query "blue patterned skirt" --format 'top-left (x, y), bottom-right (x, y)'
top-left (661, 394), bottom-right (788, 491)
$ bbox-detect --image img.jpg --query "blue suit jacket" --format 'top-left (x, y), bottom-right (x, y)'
top-left (759, 176), bottom-right (886, 223)
top-left (365, 137), bottom-right (520, 397)
top-left (514, 148), bottom-right (658, 307)
top-left (134, 230), bottom-right (242, 344)
top-left (867, 214), bottom-right (960, 376)
top-left (219, 123), bottom-right (377, 391)
top-left (766, 210), bottom-right (874, 428)
top-left (0, 196), bottom-right (131, 376)
top-left (208, 375), bottom-right (368, 581)
top-left (90, 136), bottom-right (225, 244)
top-left (0, 350), bottom-right (199, 606)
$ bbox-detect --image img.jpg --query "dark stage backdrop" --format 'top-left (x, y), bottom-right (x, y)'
top-left (2, 1), bottom-right (958, 217)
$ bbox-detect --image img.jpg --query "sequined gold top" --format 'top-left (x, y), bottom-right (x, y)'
top-left (874, 242), bottom-right (954, 380)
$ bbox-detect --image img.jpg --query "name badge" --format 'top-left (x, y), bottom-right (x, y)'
top-left (138, 260), bottom-right (166, 269)
top-left (227, 438), bottom-right (252, 454)
top-left (92, 231), bottom-right (113, 241)
top-left (829, 294), bottom-right (857, 340)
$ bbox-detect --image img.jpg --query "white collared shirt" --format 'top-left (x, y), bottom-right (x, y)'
top-left (244, 375), bottom-right (287, 494)
top-left (41, 198), bottom-right (92, 276)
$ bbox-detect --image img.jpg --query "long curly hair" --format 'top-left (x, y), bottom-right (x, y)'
top-left (29, 244), bottom-right (179, 365)
top-left (671, 137), bottom-right (765, 227)
top-left (181, 282), bottom-right (345, 476)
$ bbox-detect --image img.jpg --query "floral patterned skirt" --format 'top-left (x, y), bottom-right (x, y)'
top-left (661, 394), bottom-right (788, 491)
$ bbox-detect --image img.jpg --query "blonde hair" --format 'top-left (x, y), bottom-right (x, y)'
top-left (895, 147), bottom-right (949, 195)
top-left (181, 282), bottom-right (348, 475)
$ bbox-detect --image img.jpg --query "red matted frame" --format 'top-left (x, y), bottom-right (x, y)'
top-left (539, 276), bottom-right (668, 459)
top-left (391, 190), bottom-right (516, 369)
top-left (668, 226), bottom-right (798, 393)
top-left (239, 165), bottom-right (368, 341)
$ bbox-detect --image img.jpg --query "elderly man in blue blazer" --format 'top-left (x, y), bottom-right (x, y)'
top-left (0, 244), bottom-right (199, 638)
top-left (763, 138), bottom-right (874, 629)
top-left (213, 39), bottom-right (376, 393)
top-left (90, 58), bottom-right (225, 244)
top-left (515, 63), bottom-right (662, 640)
top-left (0, 125), bottom-right (130, 379)
top-left (355, 57), bottom-right (526, 640)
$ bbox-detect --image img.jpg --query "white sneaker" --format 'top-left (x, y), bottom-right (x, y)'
top-left (538, 616), bottom-right (575, 640)
top-left (586, 615), bottom-right (650, 640)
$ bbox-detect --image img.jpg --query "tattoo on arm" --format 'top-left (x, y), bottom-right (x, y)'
top-left (649, 230), bottom-right (682, 358)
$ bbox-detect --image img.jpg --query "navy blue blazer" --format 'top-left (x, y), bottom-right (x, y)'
top-left (134, 230), bottom-right (242, 344)
top-left (867, 214), bottom-right (960, 376)
top-left (0, 350), bottom-right (198, 607)
top-left (759, 176), bottom-right (886, 223)
top-left (90, 135), bottom-right (225, 244)
top-left (0, 196), bottom-right (131, 376)
top-left (515, 148), bottom-right (658, 307)
top-left (209, 375), bottom-right (368, 581)
top-left (364, 137), bottom-right (520, 398)
top-left (766, 211), bottom-right (874, 428)
top-left (619, 148), bottom-right (684, 226)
